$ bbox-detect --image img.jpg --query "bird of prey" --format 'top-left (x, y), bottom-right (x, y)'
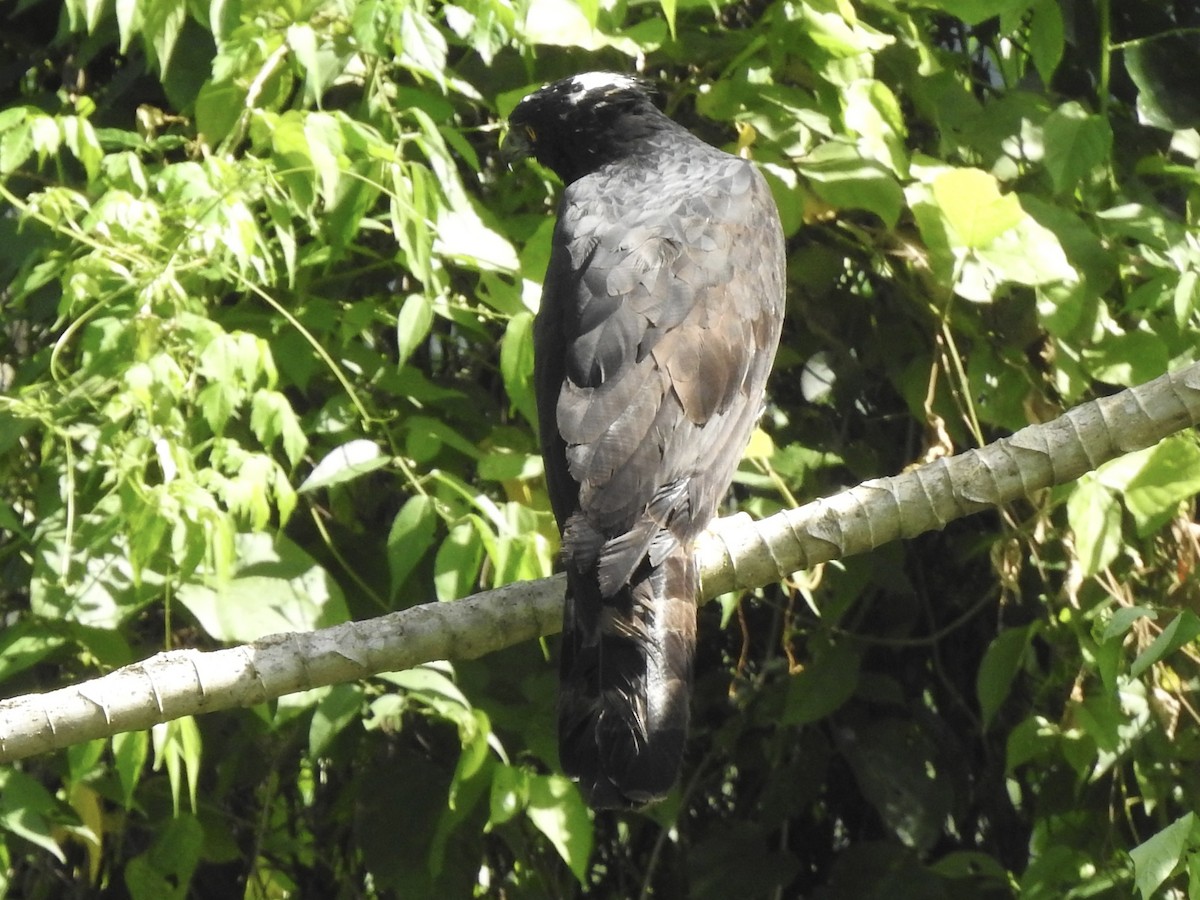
top-left (506, 72), bottom-right (785, 808)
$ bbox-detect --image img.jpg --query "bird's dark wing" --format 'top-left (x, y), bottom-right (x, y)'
top-left (535, 152), bottom-right (785, 806)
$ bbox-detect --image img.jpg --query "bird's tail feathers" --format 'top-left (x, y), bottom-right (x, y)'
top-left (557, 548), bottom-right (696, 808)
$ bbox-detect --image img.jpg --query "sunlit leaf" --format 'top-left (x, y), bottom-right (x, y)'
top-left (526, 775), bottom-right (592, 883)
top-left (1130, 812), bottom-right (1197, 898)
top-left (978, 625), bottom-right (1037, 729)
top-left (299, 440), bottom-right (389, 493)
top-left (931, 168), bottom-right (1024, 249)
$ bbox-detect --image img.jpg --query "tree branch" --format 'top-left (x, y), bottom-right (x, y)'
top-left (1, 362), bottom-right (1197, 762)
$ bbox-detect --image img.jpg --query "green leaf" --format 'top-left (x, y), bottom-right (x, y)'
top-left (1027, 0), bottom-right (1064, 84)
top-left (309, 684), bottom-right (364, 756)
top-left (1066, 476), bottom-right (1123, 576)
top-left (151, 716), bottom-right (202, 816)
top-left (396, 294), bottom-right (434, 369)
top-left (489, 763), bottom-right (527, 826)
top-left (379, 665), bottom-right (473, 712)
top-left (1098, 437), bottom-right (1200, 534)
top-left (397, 6), bottom-right (449, 83)
top-left (287, 24), bottom-right (344, 105)
top-left (299, 440), bottom-right (390, 493)
top-left (0, 621), bottom-right (68, 684)
top-left (500, 311), bottom-right (537, 428)
top-left (0, 115), bottom-right (32, 175)
top-left (1042, 102), bottom-right (1112, 195)
top-left (915, 0), bottom-right (1029, 26)
top-left (1125, 34), bottom-right (1200, 130)
top-left (142, 0), bottom-right (188, 77)
top-left (195, 78), bottom-right (245, 147)
top-left (124, 814), bottom-right (204, 900)
top-left (1123, 438), bottom-right (1200, 535)
top-left (434, 519), bottom-right (484, 601)
top-left (1082, 330), bottom-right (1171, 388)
top-left (782, 640), bottom-right (860, 725)
top-left (931, 168), bottom-right (1024, 249)
top-left (250, 390), bottom-right (308, 467)
top-left (1131, 611), bottom-right (1200, 678)
top-left (434, 205), bottom-right (520, 272)
top-left (658, 0), bottom-right (676, 39)
top-left (176, 534), bottom-right (350, 641)
top-left (113, 731), bottom-right (150, 809)
top-left (799, 143), bottom-right (904, 227)
top-left (387, 495), bottom-right (439, 600)
top-left (0, 769), bottom-right (66, 862)
top-left (842, 79), bottom-right (907, 176)
top-left (1102, 606), bottom-right (1158, 644)
top-left (526, 774), bottom-right (593, 883)
top-left (977, 624), bottom-right (1037, 729)
top-left (1130, 812), bottom-right (1196, 899)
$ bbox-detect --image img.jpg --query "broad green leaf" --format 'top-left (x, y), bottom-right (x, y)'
top-left (379, 665), bottom-right (472, 712)
top-left (977, 624), bottom-right (1037, 729)
top-left (1099, 437), bottom-right (1200, 534)
top-left (1123, 438), bottom-right (1200, 535)
top-left (0, 621), bottom-right (67, 684)
top-left (1175, 269), bottom-right (1199, 328)
top-left (299, 439), bottom-right (389, 493)
top-left (124, 814), bottom-right (204, 900)
top-left (0, 769), bottom-right (65, 862)
top-left (287, 24), bottom-right (343, 104)
top-left (142, 0), bottom-right (187, 77)
top-left (1027, 0), bottom-right (1064, 84)
top-left (387, 495), bottom-right (439, 600)
top-left (304, 112), bottom-right (345, 206)
top-left (396, 294), bottom-right (434, 369)
top-left (433, 206), bottom-right (520, 272)
top-left (782, 640), bottom-right (860, 725)
top-left (915, 0), bottom-right (1029, 26)
top-left (931, 168), bottom-right (1024, 249)
top-left (1130, 812), bottom-right (1196, 899)
top-left (0, 117), bottom-right (32, 175)
top-left (1102, 606), bottom-right (1158, 644)
top-left (195, 79), bottom-right (246, 147)
top-left (526, 775), bottom-right (593, 883)
top-left (1131, 611), bottom-right (1200, 678)
top-left (798, 143), bottom-right (904, 227)
top-left (1126, 35), bottom-right (1200, 130)
top-left (658, 0), bottom-right (676, 38)
top-left (176, 534), bottom-right (350, 641)
top-left (842, 79), bottom-right (907, 176)
top-left (1043, 102), bottom-right (1112, 194)
top-left (489, 763), bottom-right (527, 826)
top-left (309, 684), bottom-right (364, 756)
top-left (1082, 330), bottom-right (1171, 387)
top-left (520, 0), bottom-right (608, 51)
top-left (250, 390), bottom-right (307, 467)
top-left (1066, 476), bottom-right (1123, 576)
top-left (113, 731), bottom-right (150, 809)
top-left (837, 718), bottom-right (951, 853)
top-left (397, 6), bottom-right (449, 83)
top-left (434, 518), bottom-right (484, 600)
top-left (500, 311), bottom-right (537, 428)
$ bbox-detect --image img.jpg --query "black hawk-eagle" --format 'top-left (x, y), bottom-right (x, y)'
top-left (506, 72), bottom-right (785, 808)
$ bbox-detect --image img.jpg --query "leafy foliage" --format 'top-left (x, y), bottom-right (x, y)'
top-left (1, 0), bottom-right (1199, 896)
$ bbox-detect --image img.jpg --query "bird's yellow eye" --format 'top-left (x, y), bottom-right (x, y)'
top-left (525, 125), bottom-right (537, 143)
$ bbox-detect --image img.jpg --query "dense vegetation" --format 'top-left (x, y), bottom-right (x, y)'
top-left (2, 0), bottom-right (1200, 896)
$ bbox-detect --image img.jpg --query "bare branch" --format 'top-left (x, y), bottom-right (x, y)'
top-left (1, 362), bottom-right (1197, 763)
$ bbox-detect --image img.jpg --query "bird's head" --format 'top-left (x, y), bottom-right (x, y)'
top-left (503, 72), bottom-right (664, 184)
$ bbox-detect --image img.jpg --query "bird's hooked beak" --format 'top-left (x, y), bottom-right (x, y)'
top-left (501, 121), bottom-right (537, 168)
